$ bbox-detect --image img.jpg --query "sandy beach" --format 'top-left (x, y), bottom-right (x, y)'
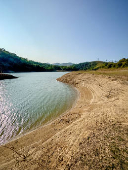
top-left (0, 71), bottom-right (128, 170)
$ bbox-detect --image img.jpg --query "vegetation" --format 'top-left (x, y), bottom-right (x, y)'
top-left (0, 48), bottom-right (61, 72)
top-left (99, 58), bottom-right (128, 69)
top-left (0, 48), bottom-right (127, 72)
top-left (73, 61), bottom-right (105, 70)
top-left (73, 58), bottom-right (128, 71)
top-left (58, 58), bottom-right (128, 72)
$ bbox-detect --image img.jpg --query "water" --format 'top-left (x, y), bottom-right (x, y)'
top-left (0, 72), bottom-right (77, 145)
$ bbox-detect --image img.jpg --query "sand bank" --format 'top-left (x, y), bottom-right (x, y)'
top-left (0, 72), bottom-right (128, 170)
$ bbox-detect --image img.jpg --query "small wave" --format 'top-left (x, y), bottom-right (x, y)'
top-left (0, 72), bottom-right (77, 145)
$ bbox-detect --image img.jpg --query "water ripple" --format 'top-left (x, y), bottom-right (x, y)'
top-left (0, 72), bottom-right (77, 145)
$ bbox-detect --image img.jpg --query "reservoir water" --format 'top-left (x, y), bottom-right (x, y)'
top-left (0, 72), bottom-right (77, 145)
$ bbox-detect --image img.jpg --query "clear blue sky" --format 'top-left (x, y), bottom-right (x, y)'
top-left (0, 0), bottom-right (128, 64)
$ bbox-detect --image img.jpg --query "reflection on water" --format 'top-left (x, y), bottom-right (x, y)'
top-left (0, 72), bottom-right (77, 145)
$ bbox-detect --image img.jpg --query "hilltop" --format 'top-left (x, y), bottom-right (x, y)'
top-left (0, 48), bottom-right (128, 72)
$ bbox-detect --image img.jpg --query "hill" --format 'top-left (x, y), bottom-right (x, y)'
top-left (0, 48), bottom-right (127, 72)
top-left (74, 61), bottom-right (106, 70)
top-left (53, 62), bottom-right (74, 66)
top-left (0, 48), bottom-right (61, 72)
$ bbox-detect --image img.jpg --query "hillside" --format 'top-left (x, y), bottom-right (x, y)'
top-left (0, 48), bottom-right (61, 72)
top-left (0, 48), bottom-right (128, 72)
top-left (74, 61), bottom-right (105, 70)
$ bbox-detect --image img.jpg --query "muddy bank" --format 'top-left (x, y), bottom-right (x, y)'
top-left (0, 73), bottom-right (18, 80)
top-left (0, 72), bottom-right (128, 170)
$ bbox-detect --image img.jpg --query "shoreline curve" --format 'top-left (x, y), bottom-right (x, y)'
top-left (0, 72), bottom-right (128, 170)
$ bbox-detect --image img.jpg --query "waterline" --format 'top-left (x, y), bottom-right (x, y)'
top-left (0, 72), bottom-right (77, 145)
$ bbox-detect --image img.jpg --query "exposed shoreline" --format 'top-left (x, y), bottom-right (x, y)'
top-left (3, 84), bottom-right (79, 146)
top-left (0, 72), bottom-right (128, 169)
top-left (0, 73), bottom-right (18, 80)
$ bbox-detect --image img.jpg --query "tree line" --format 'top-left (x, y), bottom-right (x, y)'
top-left (0, 48), bottom-right (127, 73)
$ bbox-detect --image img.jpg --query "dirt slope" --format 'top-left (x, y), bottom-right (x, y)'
top-left (0, 72), bottom-right (128, 170)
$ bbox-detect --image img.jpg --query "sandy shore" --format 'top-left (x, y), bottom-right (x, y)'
top-left (0, 72), bottom-right (128, 170)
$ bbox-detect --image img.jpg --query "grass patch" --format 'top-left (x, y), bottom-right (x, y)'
top-left (75, 68), bottom-right (128, 80)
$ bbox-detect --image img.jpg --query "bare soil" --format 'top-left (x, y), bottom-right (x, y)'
top-left (0, 71), bottom-right (128, 170)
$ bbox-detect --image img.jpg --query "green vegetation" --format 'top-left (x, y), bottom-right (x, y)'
top-left (73, 61), bottom-right (106, 70)
top-left (99, 58), bottom-right (128, 69)
top-left (73, 58), bottom-right (128, 71)
top-left (0, 48), bottom-right (61, 72)
top-left (0, 48), bottom-right (128, 72)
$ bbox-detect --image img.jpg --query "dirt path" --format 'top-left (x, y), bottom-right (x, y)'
top-left (0, 72), bottom-right (128, 170)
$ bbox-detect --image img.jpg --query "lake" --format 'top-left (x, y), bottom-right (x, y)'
top-left (0, 72), bottom-right (77, 145)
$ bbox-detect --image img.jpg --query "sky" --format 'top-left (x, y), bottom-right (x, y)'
top-left (0, 0), bottom-right (128, 64)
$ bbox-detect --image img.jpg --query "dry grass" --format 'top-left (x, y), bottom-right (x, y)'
top-left (75, 68), bottom-right (128, 81)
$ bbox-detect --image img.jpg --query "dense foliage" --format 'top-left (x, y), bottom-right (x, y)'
top-left (0, 48), bottom-right (61, 72)
top-left (0, 48), bottom-right (127, 72)
top-left (73, 61), bottom-right (105, 70)
top-left (101, 58), bottom-right (128, 69)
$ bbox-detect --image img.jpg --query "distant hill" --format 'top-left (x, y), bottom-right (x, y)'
top-left (53, 62), bottom-right (74, 66)
top-left (0, 48), bottom-right (127, 72)
top-left (74, 61), bottom-right (106, 70)
top-left (0, 48), bottom-right (61, 72)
